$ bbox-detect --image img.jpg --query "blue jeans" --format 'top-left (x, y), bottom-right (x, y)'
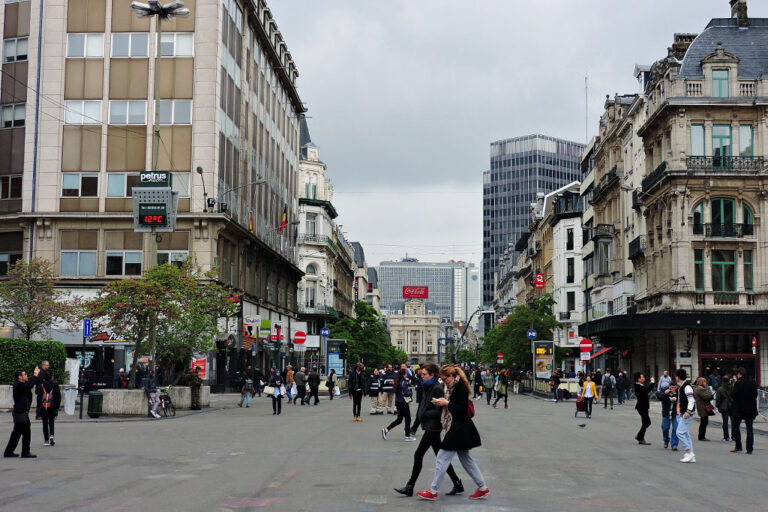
top-left (431, 449), bottom-right (485, 492)
top-left (239, 392), bottom-right (251, 407)
top-left (676, 414), bottom-right (694, 452)
top-left (618, 390), bottom-right (626, 404)
top-left (662, 415), bottom-right (679, 447)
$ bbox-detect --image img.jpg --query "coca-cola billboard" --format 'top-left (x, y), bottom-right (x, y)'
top-left (403, 286), bottom-right (429, 299)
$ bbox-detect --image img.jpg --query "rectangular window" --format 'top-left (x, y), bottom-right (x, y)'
top-left (66, 33), bottom-right (103, 58)
top-left (690, 124), bottom-right (705, 157)
top-left (171, 172), bottom-right (190, 197)
top-left (159, 32), bottom-right (194, 57)
top-left (566, 258), bottom-right (574, 283)
top-left (106, 173), bottom-right (140, 197)
top-left (64, 100), bottom-right (101, 125)
top-left (739, 125), bottom-right (753, 157)
top-left (711, 198), bottom-right (735, 235)
top-left (106, 251), bottom-right (143, 276)
top-left (306, 213), bottom-right (316, 235)
top-left (62, 173), bottom-right (98, 197)
top-left (427, 341), bottom-right (433, 353)
top-left (0, 252), bottom-right (22, 275)
top-left (1, 104), bottom-right (25, 128)
top-left (158, 100), bottom-right (192, 125)
top-left (744, 250), bottom-right (753, 292)
top-left (3, 37), bottom-right (28, 62)
top-left (60, 251), bottom-right (97, 276)
top-left (712, 69), bottom-right (729, 98)
top-left (566, 228), bottom-right (574, 250)
top-left (694, 248), bottom-right (704, 291)
top-left (711, 249), bottom-right (736, 292)
top-left (712, 124), bottom-right (732, 160)
top-left (157, 251), bottom-right (189, 268)
top-left (412, 341), bottom-right (418, 353)
top-left (567, 291), bottom-right (575, 311)
top-left (111, 33), bottom-right (148, 58)
top-left (109, 100), bottom-right (147, 124)
top-left (0, 175), bottom-right (22, 199)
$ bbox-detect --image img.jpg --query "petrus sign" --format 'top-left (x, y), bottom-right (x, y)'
top-left (139, 171), bottom-right (172, 187)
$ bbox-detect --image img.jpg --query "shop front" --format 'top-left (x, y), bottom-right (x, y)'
top-left (698, 332), bottom-right (760, 382)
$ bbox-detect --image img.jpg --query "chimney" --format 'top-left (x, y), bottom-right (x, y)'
top-left (730, 0), bottom-right (749, 28)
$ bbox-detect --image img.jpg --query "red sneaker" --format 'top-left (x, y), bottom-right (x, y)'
top-left (469, 487), bottom-right (490, 500)
top-left (492, 403), bottom-right (497, 408)
top-left (417, 490), bottom-right (438, 501)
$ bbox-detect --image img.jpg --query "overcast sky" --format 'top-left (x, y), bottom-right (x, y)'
top-left (269, 0), bottom-right (759, 267)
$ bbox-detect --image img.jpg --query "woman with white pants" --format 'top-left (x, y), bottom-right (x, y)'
top-left (417, 365), bottom-right (490, 501)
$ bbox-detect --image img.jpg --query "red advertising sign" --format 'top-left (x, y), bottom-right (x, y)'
top-left (534, 273), bottom-right (546, 289)
top-left (294, 331), bottom-right (307, 344)
top-left (191, 358), bottom-right (207, 379)
top-left (403, 286), bottom-right (429, 299)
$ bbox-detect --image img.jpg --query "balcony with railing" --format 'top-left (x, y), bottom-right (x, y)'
top-left (558, 311), bottom-right (571, 321)
top-left (739, 81), bottom-right (757, 97)
top-left (641, 161), bottom-right (667, 192)
top-left (692, 223), bottom-right (754, 238)
top-left (590, 167), bottom-right (620, 204)
top-left (591, 224), bottom-right (614, 241)
top-left (628, 235), bottom-right (646, 260)
top-left (686, 155), bottom-right (764, 172)
top-left (686, 81), bottom-right (702, 97)
top-left (298, 304), bottom-right (339, 317)
top-left (297, 233), bottom-right (339, 253)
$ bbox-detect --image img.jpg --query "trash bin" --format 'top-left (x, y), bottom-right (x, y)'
top-left (87, 390), bottom-right (103, 418)
top-left (63, 387), bottom-right (77, 415)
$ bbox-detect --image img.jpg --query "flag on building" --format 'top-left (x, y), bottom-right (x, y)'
top-left (279, 207), bottom-right (287, 233)
top-left (249, 213), bottom-right (254, 233)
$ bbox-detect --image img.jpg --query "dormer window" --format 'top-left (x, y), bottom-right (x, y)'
top-left (713, 69), bottom-right (729, 98)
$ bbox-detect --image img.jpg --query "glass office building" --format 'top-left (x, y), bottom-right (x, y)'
top-left (483, 135), bottom-right (584, 305)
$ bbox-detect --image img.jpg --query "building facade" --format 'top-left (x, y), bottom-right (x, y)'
top-left (366, 266), bottom-right (381, 313)
top-left (387, 299), bottom-right (440, 364)
top-left (0, 0), bottom-right (306, 383)
top-left (483, 134), bottom-right (584, 306)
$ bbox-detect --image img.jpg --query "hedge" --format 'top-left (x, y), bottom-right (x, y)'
top-left (0, 338), bottom-right (67, 385)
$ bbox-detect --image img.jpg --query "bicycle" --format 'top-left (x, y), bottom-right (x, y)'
top-left (158, 386), bottom-right (176, 417)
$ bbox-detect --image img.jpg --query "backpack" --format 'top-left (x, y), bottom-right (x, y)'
top-left (245, 378), bottom-right (253, 391)
top-left (603, 375), bottom-right (615, 390)
top-left (41, 385), bottom-right (53, 411)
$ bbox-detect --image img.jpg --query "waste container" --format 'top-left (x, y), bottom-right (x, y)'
top-left (87, 390), bottom-right (103, 418)
top-left (63, 387), bottom-right (77, 415)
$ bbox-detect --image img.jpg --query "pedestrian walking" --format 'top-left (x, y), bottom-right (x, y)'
top-left (4, 366), bottom-right (42, 458)
top-left (549, 370), bottom-right (561, 403)
top-left (307, 367), bottom-right (320, 405)
top-left (382, 369), bottom-right (414, 441)
top-left (581, 375), bottom-right (598, 419)
top-left (143, 370), bottom-right (161, 419)
top-left (660, 382), bottom-right (679, 450)
top-left (707, 369), bottom-right (721, 391)
top-left (182, 367), bottom-right (202, 410)
top-left (492, 370), bottom-right (508, 409)
top-left (481, 370), bottom-right (494, 405)
top-left (238, 370), bottom-right (253, 408)
top-left (730, 368), bottom-right (758, 454)
top-left (285, 366), bottom-right (294, 404)
top-left (34, 360), bottom-right (50, 420)
top-left (253, 367), bottom-right (264, 397)
top-left (381, 365), bottom-right (396, 413)
top-left (472, 368), bottom-right (482, 399)
top-left (269, 370), bottom-right (284, 415)
top-left (326, 369), bottom-right (337, 400)
top-left (634, 372), bottom-right (655, 445)
top-left (293, 367), bottom-right (307, 405)
top-left (368, 368), bottom-right (382, 414)
top-left (38, 370), bottom-right (61, 446)
top-left (348, 363), bottom-right (367, 422)
top-left (602, 369), bottom-right (616, 409)
top-left (409, 367), bottom-right (423, 435)
top-left (394, 363), bottom-right (462, 497)
top-left (417, 365), bottom-right (490, 501)
top-left (616, 371), bottom-right (628, 405)
top-left (675, 369), bottom-right (696, 463)
top-left (694, 377), bottom-right (713, 442)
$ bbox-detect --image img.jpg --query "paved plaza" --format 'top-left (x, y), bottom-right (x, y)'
top-left (1, 393), bottom-right (765, 512)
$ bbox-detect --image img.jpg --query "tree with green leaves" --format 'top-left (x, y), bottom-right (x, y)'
top-left (87, 262), bottom-right (236, 386)
top-left (0, 258), bottom-right (82, 340)
top-left (329, 301), bottom-right (407, 367)
top-left (480, 294), bottom-right (560, 369)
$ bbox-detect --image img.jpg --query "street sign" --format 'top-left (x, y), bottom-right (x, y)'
top-left (320, 327), bottom-right (331, 338)
top-left (580, 338), bottom-right (593, 352)
top-left (527, 329), bottom-right (537, 340)
top-left (497, 352), bottom-right (503, 363)
top-left (271, 321), bottom-right (284, 342)
top-left (580, 352), bottom-right (590, 361)
top-left (294, 331), bottom-right (307, 344)
top-left (83, 318), bottom-right (91, 338)
top-left (534, 273), bottom-right (545, 289)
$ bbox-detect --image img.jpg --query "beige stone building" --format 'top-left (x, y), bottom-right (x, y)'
top-left (387, 299), bottom-right (441, 364)
top-left (0, 0), bottom-right (307, 380)
top-left (580, 0), bottom-right (768, 385)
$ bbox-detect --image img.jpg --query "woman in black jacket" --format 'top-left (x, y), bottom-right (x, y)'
top-left (417, 365), bottom-right (489, 501)
top-left (394, 363), bottom-right (462, 497)
top-left (381, 369), bottom-right (413, 441)
top-left (38, 370), bottom-right (61, 446)
top-left (730, 367), bottom-right (758, 454)
top-left (348, 363), bottom-right (367, 422)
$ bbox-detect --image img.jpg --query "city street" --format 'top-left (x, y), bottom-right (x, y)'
top-left (1, 393), bottom-right (765, 512)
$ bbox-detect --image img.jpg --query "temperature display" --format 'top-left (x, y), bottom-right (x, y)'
top-left (141, 214), bottom-right (166, 225)
top-left (138, 204), bottom-right (167, 226)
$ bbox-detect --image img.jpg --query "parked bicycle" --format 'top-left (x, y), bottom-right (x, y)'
top-left (158, 386), bottom-right (176, 417)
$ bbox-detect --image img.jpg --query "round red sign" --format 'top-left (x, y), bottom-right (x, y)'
top-left (294, 331), bottom-right (307, 344)
top-left (580, 338), bottom-right (593, 352)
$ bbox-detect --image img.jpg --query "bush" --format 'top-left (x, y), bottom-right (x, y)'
top-left (0, 338), bottom-right (66, 385)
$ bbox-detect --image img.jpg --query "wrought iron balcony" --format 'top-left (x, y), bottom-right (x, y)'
top-left (628, 235), bottom-right (646, 260)
top-left (298, 305), bottom-right (339, 317)
top-left (700, 223), bottom-right (754, 238)
top-left (559, 311), bottom-right (571, 321)
top-left (641, 161), bottom-right (667, 192)
top-left (686, 156), bottom-right (764, 172)
top-left (591, 224), bottom-right (614, 241)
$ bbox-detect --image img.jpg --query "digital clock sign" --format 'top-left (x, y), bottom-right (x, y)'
top-left (138, 204), bottom-right (167, 226)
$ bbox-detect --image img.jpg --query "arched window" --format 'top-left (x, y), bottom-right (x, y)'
top-left (711, 198), bottom-right (735, 236)
top-left (306, 263), bottom-right (317, 275)
top-left (692, 202), bottom-right (704, 235)
top-left (743, 204), bottom-right (754, 236)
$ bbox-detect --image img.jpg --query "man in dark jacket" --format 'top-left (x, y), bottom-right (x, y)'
top-left (348, 363), bottom-right (367, 421)
top-left (293, 367), bottom-right (307, 405)
top-left (730, 367), bottom-right (758, 454)
top-left (381, 365), bottom-right (396, 414)
top-left (4, 366), bottom-right (42, 458)
top-left (634, 372), bottom-right (655, 445)
top-left (394, 363), bottom-right (462, 497)
top-left (307, 368), bottom-right (321, 405)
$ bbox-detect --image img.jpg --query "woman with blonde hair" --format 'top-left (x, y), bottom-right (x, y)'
top-left (417, 365), bottom-right (489, 501)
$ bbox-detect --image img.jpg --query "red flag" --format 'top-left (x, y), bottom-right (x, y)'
top-left (249, 214), bottom-right (254, 233)
top-left (278, 208), bottom-right (287, 233)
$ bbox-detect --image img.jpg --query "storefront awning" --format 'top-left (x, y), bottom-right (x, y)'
top-left (590, 346), bottom-right (614, 360)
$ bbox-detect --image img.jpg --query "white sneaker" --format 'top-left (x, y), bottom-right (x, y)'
top-left (42, 441), bottom-right (50, 446)
top-left (680, 452), bottom-right (696, 463)
top-left (381, 428), bottom-right (388, 440)
top-left (404, 436), bottom-right (416, 442)
top-left (152, 411), bottom-right (161, 419)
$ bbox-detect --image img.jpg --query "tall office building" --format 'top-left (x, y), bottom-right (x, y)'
top-left (483, 134), bottom-right (584, 305)
top-left (378, 259), bottom-right (480, 324)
